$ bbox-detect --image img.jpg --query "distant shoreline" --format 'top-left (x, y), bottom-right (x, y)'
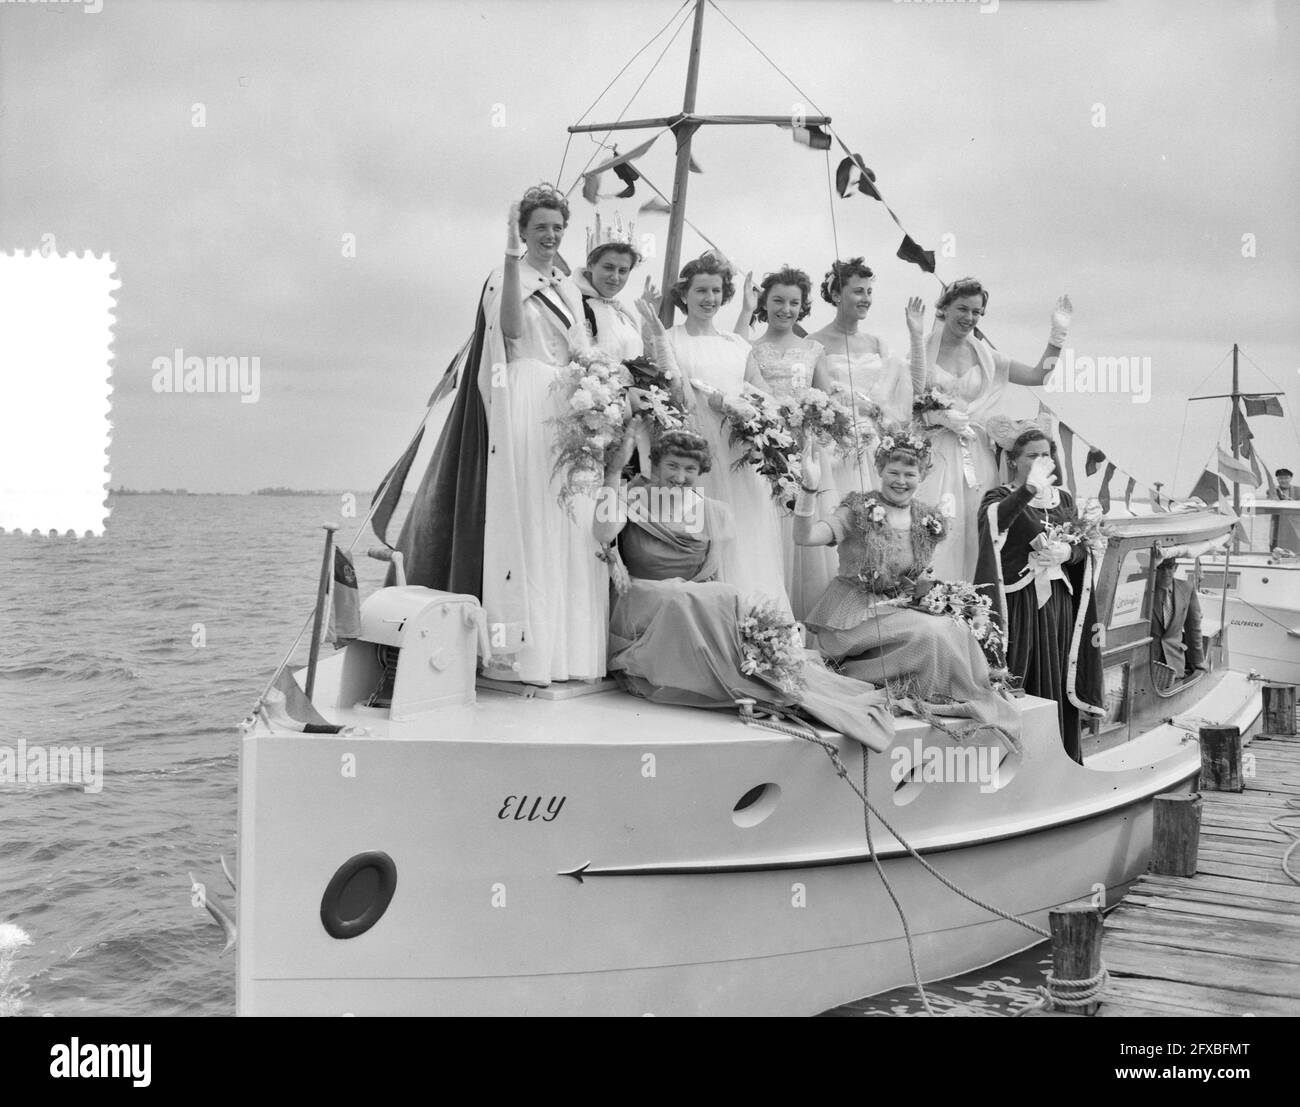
top-left (107, 488), bottom-right (399, 497)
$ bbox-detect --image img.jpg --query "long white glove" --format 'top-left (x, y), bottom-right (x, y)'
top-left (1025, 454), bottom-right (1058, 495)
top-left (925, 408), bottom-right (971, 434)
top-left (1048, 295), bottom-right (1072, 348)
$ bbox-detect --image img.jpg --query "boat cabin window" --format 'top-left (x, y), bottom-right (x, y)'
top-left (1199, 570), bottom-right (1239, 591)
top-left (1092, 661), bottom-right (1130, 734)
top-left (1108, 547), bottom-right (1152, 628)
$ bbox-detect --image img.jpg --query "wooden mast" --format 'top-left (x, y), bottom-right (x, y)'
top-left (566, 0), bottom-right (830, 326)
top-left (659, 0), bottom-right (707, 327)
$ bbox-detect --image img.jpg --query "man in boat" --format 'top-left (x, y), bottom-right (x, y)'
top-left (1271, 468), bottom-right (1297, 552)
top-left (1151, 556), bottom-right (1206, 681)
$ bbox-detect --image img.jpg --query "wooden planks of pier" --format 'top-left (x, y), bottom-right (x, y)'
top-left (1096, 727), bottom-right (1300, 1017)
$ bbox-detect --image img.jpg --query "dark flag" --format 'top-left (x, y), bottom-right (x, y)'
top-left (371, 426), bottom-right (425, 548)
top-left (791, 124), bottom-right (832, 150)
top-left (1188, 468), bottom-right (1227, 505)
top-left (328, 549), bottom-right (362, 648)
top-left (1059, 422), bottom-right (1078, 498)
top-left (1242, 394), bottom-right (1283, 417)
top-left (1230, 406), bottom-right (1254, 458)
top-left (1123, 476), bottom-right (1136, 514)
top-left (834, 153), bottom-right (882, 201)
top-left (612, 159), bottom-right (640, 198)
top-left (1085, 447), bottom-right (1106, 477)
top-left (895, 235), bottom-right (935, 274)
top-left (1097, 463), bottom-right (1117, 513)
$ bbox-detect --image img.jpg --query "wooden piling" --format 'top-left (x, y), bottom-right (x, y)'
top-left (1261, 683), bottom-right (1298, 740)
top-left (1048, 906), bottom-right (1105, 1016)
top-left (1198, 724), bottom-right (1243, 792)
top-left (1149, 793), bottom-right (1202, 876)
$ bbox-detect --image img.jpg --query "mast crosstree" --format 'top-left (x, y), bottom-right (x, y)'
top-left (569, 0), bottom-right (830, 326)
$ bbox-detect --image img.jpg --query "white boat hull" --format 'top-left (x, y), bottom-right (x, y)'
top-left (236, 668), bottom-right (1260, 1016)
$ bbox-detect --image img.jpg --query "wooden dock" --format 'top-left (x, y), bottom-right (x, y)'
top-left (1094, 730), bottom-right (1300, 1017)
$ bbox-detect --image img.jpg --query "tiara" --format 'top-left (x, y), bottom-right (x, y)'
top-left (587, 212), bottom-right (637, 257)
top-left (874, 422), bottom-right (933, 470)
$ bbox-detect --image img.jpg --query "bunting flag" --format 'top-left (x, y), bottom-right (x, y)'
top-left (1150, 487), bottom-right (1169, 513)
top-left (1217, 447), bottom-right (1260, 488)
top-left (1084, 448), bottom-right (1106, 477)
top-left (580, 135), bottom-right (661, 200)
top-left (328, 549), bottom-right (362, 648)
top-left (1059, 422), bottom-right (1078, 498)
top-left (1229, 406), bottom-right (1254, 459)
top-left (1188, 468), bottom-right (1227, 505)
top-left (638, 196), bottom-right (671, 215)
top-left (688, 154), bottom-right (702, 174)
top-left (612, 159), bottom-right (639, 198)
top-left (371, 426), bottom-right (425, 547)
top-left (1096, 462), bottom-right (1117, 512)
top-left (1123, 476), bottom-right (1136, 514)
top-left (834, 153), bottom-right (883, 201)
top-left (895, 235), bottom-right (936, 274)
top-left (791, 124), bottom-right (832, 150)
top-left (1243, 394), bottom-right (1284, 417)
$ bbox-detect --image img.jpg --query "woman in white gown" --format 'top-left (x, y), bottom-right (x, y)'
top-left (640, 254), bottom-right (792, 615)
top-left (479, 184), bottom-right (608, 684)
top-left (809, 258), bottom-right (925, 498)
top-left (743, 266), bottom-right (837, 622)
top-left (914, 277), bottom-right (1072, 583)
top-left (575, 221), bottom-right (644, 363)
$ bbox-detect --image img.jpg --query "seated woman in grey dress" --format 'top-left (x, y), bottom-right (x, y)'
top-left (793, 427), bottom-right (1020, 743)
top-left (593, 425), bottom-right (893, 752)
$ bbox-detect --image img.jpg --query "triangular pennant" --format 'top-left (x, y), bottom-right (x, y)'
top-left (1229, 406), bottom-right (1254, 459)
top-left (688, 154), bottom-right (702, 174)
top-left (1150, 486), bottom-right (1168, 513)
top-left (584, 135), bottom-right (660, 177)
top-left (638, 196), bottom-right (671, 215)
top-left (1188, 468), bottom-right (1227, 505)
top-left (834, 153), bottom-right (882, 200)
top-left (895, 234), bottom-right (935, 274)
top-left (612, 159), bottom-right (639, 199)
top-left (1059, 422), bottom-right (1078, 499)
top-left (581, 171), bottom-right (602, 205)
top-left (328, 549), bottom-right (362, 648)
top-left (1123, 476), bottom-right (1136, 515)
top-left (1084, 447), bottom-right (1106, 477)
top-left (1097, 463), bottom-right (1117, 513)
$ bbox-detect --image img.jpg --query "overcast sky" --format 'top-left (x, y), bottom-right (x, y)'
top-left (2, 0), bottom-right (1297, 494)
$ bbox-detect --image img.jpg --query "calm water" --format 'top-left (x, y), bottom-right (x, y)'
top-left (0, 495), bottom-right (1050, 1017)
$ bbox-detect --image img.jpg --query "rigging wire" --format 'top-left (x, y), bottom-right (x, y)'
top-left (1237, 346), bottom-right (1300, 455)
top-left (560, 3), bottom-right (695, 199)
top-left (556, 0), bottom-right (693, 187)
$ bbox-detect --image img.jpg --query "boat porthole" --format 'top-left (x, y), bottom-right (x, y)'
top-left (732, 783), bottom-right (781, 828)
top-left (320, 851), bottom-right (397, 939)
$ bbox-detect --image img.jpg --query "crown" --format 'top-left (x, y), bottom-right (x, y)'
top-left (587, 212), bottom-right (637, 258)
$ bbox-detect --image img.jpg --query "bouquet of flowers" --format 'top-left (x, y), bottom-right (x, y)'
top-left (913, 385), bottom-right (955, 417)
top-left (1037, 498), bottom-right (1112, 555)
top-left (916, 579), bottom-right (1007, 672)
top-left (621, 355), bottom-right (685, 431)
top-left (720, 386), bottom-right (803, 507)
top-left (793, 386), bottom-right (863, 459)
top-left (738, 597), bottom-right (806, 694)
top-left (550, 347), bottom-right (627, 509)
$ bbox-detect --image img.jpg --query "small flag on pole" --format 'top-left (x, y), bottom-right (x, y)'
top-left (1097, 463), bottom-right (1117, 513)
top-left (791, 124), bottom-right (831, 150)
top-left (1242, 394), bottom-right (1283, 417)
top-left (638, 196), bottom-right (671, 215)
top-left (328, 549), bottom-right (362, 648)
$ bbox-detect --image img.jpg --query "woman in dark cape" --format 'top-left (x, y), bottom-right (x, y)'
top-left (975, 428), bottom-right (1105, 763)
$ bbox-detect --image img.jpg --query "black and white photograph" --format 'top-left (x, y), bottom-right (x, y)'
top-left (1, 0), bottom-right (1298, 1053)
